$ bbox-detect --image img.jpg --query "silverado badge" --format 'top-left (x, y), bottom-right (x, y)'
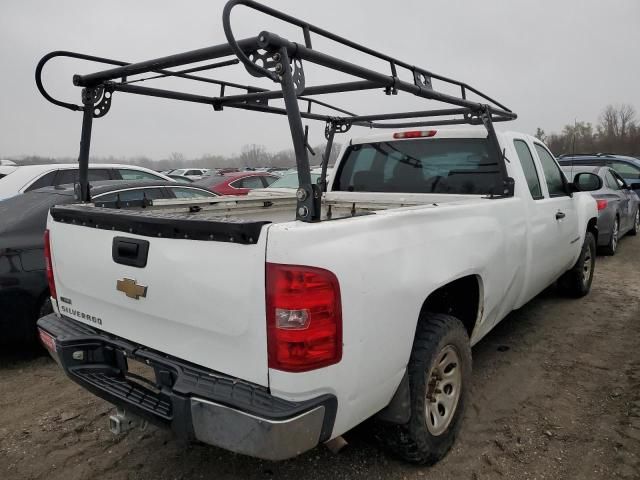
top-left (116, 278), bottom-right (148, 300)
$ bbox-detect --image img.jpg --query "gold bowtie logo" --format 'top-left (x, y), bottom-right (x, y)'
top-left (116, 278), bottom-right (148, 300)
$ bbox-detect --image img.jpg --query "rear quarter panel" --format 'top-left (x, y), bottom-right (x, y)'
top-left (266, 197), bottom-right (527, 437)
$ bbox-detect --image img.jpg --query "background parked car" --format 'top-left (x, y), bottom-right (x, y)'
top-left (0, 180), bottom-right (217, 347)
top-left (558, 154), bottom-right (640, 187)
top-left (248, 170), bottom-right (325, 197)
top-left (0, 164), bottom-right (19, 180)
top-left (167, 174), bottom-right (194, 183)
top-left (194, 171), bottom-right (277, 195)
top-left (0, 163), bottom-right (173, 201)
top-left (562, 165), bottom-right (640, 255)
top-left (168, 168), bottom-right (209, 180)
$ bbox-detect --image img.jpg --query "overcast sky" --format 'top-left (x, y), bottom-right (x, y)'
top-left (1, 0), bottom-right (638, 160)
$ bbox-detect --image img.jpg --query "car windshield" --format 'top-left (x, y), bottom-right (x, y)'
top-left (268, 172), bottom-right (321, 188)
top-left (333, 138), bottom-right (499, 195)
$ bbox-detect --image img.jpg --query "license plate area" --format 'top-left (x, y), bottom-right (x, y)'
top-left (125, 356), bottom-right (160, 394)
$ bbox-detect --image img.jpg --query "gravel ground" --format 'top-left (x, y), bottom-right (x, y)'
top-left (1, 234), bottom-right (639, 480)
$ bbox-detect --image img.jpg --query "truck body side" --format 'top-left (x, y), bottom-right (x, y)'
top-left (39, 129), bottom-right (597, 458)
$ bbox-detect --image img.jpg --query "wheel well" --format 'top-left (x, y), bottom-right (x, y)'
top-left (587, 217), bottom-right (598, 243)
top-left (419, 275), bottom-right (481, 338)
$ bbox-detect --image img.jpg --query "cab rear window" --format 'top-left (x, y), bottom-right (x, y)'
top-left (333, 138), bottom-right (500, 195)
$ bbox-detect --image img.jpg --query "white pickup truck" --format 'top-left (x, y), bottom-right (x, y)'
top-left (38, 127), bottom-right (602, 463)
top-left (35, 0), bottom-right (603, 465)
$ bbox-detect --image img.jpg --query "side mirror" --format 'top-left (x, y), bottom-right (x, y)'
top-left (572, 172), bottom-right (602, 192)
top-left (630, 182), bottom-right (640, 191)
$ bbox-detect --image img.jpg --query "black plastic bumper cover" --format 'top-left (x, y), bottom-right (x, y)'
top-left (37, 313), bottom-right (337, 445)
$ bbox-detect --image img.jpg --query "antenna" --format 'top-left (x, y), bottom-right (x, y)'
top-left (570, 118), bottom-right (577, 181)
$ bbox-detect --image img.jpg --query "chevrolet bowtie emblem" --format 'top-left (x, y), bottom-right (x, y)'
top-left (116, 278), bottom-right (148, 300)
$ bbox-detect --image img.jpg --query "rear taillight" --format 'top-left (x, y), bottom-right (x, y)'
top-left (43, 229), bottom-right (57, 300)
top-left (266, 263), bottom-right (342, 372)
top-left (596, 199), bottom-right (608, 211)
top-left (393, 130), bottom-right (437, 139)
top-left (38, 328), bottom-right (57, 352)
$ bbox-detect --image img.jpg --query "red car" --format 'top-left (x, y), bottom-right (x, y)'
top-left (194, 172), bottom-right (278, 196)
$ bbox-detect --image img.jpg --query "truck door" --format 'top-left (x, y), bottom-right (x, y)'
top-left (532, 142), bottom-right (580, 276)
top-left (512, 139), bottom-right (572, 299)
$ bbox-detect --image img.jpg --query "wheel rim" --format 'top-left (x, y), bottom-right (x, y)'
top-left (425, 345), bottom-right (462, 436)
top-left (582, 244), bottom-right (593, 286)
top-left (612, 219), bottom-right (619, 252)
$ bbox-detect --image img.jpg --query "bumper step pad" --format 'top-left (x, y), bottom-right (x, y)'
top-left (73, 369), bottom-right (172, 419)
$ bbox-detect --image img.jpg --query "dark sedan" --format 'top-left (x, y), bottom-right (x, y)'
top-left (0, 180), bottom-right (217, 346)
top-left (562, 165), bottom-right (640, 255)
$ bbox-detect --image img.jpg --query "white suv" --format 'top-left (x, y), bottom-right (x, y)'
top-left (0, 164), bottom-right (173, 201)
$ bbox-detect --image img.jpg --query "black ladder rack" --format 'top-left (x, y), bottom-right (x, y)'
top-left (36, 0), bottom-right (517, 223)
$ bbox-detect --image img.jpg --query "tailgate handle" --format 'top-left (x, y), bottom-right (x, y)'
top-left (112, 237), bottom-right (149, 268)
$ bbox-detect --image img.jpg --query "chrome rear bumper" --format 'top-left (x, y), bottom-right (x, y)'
top-left (191, 398), bottom-right (326, 460)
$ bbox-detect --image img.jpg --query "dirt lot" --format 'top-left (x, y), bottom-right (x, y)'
top-left (1, 236), bottom-right (639, 480)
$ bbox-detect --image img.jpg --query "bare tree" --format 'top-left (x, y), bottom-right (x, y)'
top-left (599, 104), bottom-right (636, 139)
top-left (618, 104), bottom-right (636, 140)
top-left (168, 152), bottom-right (186, 164)
top-left (534, 128), bottom-right (546, 142)
top-left (239, 144), bottom-right (271, 167)
top-left (599, 105), bottom-right (619, 139)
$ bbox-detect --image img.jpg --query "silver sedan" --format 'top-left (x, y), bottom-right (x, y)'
top-left (563, 165), bottom-right (640, 255)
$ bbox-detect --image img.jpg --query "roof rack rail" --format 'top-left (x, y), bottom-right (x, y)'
top-left (557, 153), bottom-right (616, 158)
top-left (36, 0), bottom-right (517, 223)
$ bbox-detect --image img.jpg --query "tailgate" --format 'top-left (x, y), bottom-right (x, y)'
top-left (47, 205), bottom-right (271, 386)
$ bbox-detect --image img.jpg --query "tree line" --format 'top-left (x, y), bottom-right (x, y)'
top-left (536, 104), bottom-right (639, 157)
top-left (7, 104), bottom-right (638, 168)
top-left (9, 142), bottom-right (342, 171)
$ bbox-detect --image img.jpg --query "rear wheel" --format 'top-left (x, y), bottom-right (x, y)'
top-left (601, 217), bottom-right (619, 255)
top-left (629, 210), bottom-right (639, 236)
top-left (559, 231), bottom-right (596, 298)
top-left (382, 312), bottom-right (471, 465)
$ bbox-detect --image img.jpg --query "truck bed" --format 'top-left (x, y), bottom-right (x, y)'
top-left (58, 191), bottom-right (488, 233)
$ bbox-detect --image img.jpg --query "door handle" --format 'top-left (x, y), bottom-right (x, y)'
top-left (555, 211), bottom-right (566, 220)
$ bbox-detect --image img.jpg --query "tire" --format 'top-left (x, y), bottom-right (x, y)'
top-left (382, 312), bottom-right (471, 465)
top-left (558, 231), bottom-right (596, 298)
top-left (628, 210), bottom-right (639, 236)
top-left (601, 216), bottom-right (619, 256)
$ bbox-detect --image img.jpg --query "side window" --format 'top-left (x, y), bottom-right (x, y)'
top-left (609, 161), bottom-right (640, 180)
top-left (54, 168), bottom-right (111, 185)
top-left (236, 176), bottom-right (265, 189)
top-left (185, 170), bottom-right (201, 176)
top-left (262, 175), bottom-right (277, 186)
top-left (605, 170), bottom-right (620, 190)
top-left (54, 169), bottom-right (78, 185)
top-left (24, 171), bottom-right (57, 192)
top-left (117, 169), bottom-right (163, 181)
top-left (610, 170), bottom-right (627, 189)
top-left (88, 169), bottom-right (111, 181)
top-left (170, 187), bottom-right (216, 199)
top-left (534, 144), bottom-right (567, 197)
top-left (513, 140), bottom-right (543, 200)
